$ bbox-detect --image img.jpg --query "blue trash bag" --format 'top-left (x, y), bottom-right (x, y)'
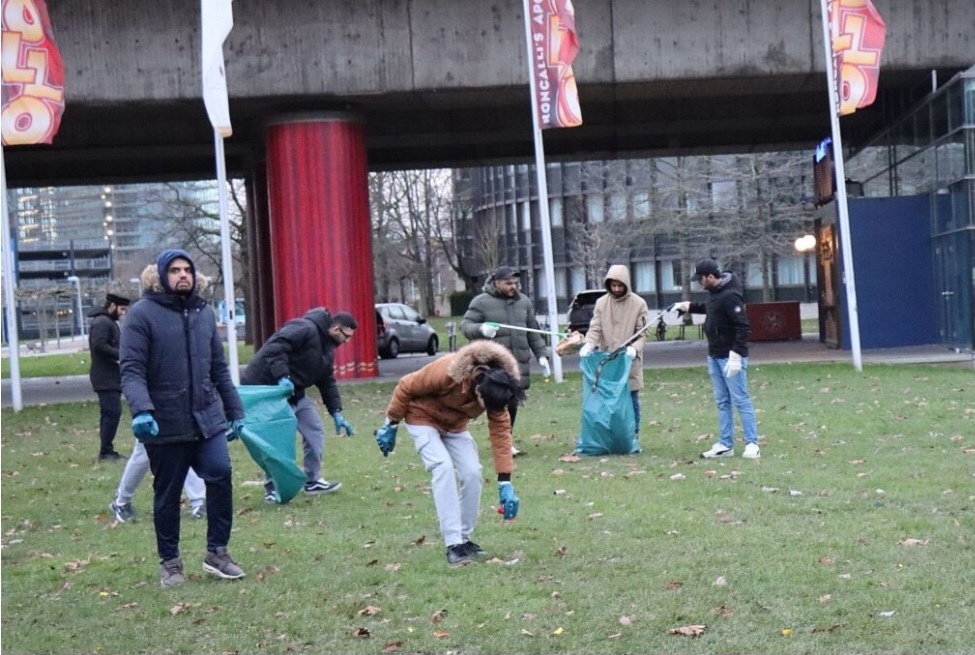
top-left (236, 385), bottom-right (305, 504)
top-left (575, 352), bottom-right (641, 455)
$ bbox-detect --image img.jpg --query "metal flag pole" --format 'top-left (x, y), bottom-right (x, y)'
top-left (521, 0), bottom-right (564, 382)
top-left (1, 146), bottom-right (23, 410)
top-left (818, 0), bottom-right (864, 372)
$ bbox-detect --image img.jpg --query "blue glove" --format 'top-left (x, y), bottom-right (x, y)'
top-left (132, 412), bottom-right (159, 439)
top-left (498, 481), bottom-right (520, 520)
top-left (374, 421), bottom-right (398, 457)
top-left (228, 418), bottom-right (245, 441)
top-left (333, 412), bottom-right (354, 437)
top-left (277, 376), bottom-right (295, 397)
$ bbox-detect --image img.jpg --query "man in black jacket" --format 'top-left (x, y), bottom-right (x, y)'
top-left (669, 258), bottom-right (760, 460)
top-left (241, 308), bottom-right (357, 502)
top-left (121, 249), bottom-right (246, 587)
top-left (88, 293), bottom-right (130, 461)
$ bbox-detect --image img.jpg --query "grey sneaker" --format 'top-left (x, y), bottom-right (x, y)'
top-left (160, 557), bottom-right (185, 587)
top-left (110, 501), bottom-right (136, 523)
top-left (203, 547), bottom-right (245, 580)
top-left (446, 544), bottom-right (475, 567)
top-left (189, 505), bottom-right (206, 520)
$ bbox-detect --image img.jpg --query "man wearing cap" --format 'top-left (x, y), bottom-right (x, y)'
top-left (89, 292), bottom-right (131, 461)
top-left (668, 258), bottom-right (760, 460)
top-left (461, 266), bottom-right (550, 456)
top-left (121, 249), bottom-right (246, 586)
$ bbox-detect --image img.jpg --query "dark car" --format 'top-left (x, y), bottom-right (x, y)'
top-left (566, 289), bottom-right (607, 335)
top-left (376, 303), bottom-right (439, 359)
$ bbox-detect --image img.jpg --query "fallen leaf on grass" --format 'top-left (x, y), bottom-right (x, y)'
top-left (781, 628), bottom-right (793, 637)
top-left (878, 610), bottom-right (896, 618)
top-left (413, 535), bottom-right (426, 546)
top-left (386, 562), bottom-right (402, 572)
top-left (812, 622), bottom-right (844, 633)
top-left (352, 627), bottom-right (370, 638)
top-left (358, 605), bottom-right (381, 616)
top-left (431, 609), bottom-right (448, 623)
top-left (520, 628), bottom-right (534, 636)
top-left (669, 624), bottom-right (706, 637)
top-left (433, 630), bottom-right (450, 638)
top-left (382, 640), bottom-right (403, 653)
top-left (559, 454), bottom-right (581, 463)
top-left (713, 576), bottom-right (728, 586)
top-left (849, 459), bottom-right (866, 465)
top-left (664, 580), bottom-right (682, 590)
top-left (619, 615), bottom-right (634, 625)
top-left (170, 603), bottom-right (191, 616)
top-left (819, 594), bottom-right (833, 603)
top-left (899, 538), bottom-right (929, 547)
top-left (64, 555), bottom-right (92, 572)
top-left (819, 556), bottom-right (834, 566)
top-left (555, 546), bottom-right (568, 558)
top-left (552, 627), bottom-right (564, 635)
top-left (608, 632), bottom-right (622, 639)
top-left (587, 513), bottom-right (604, 520)
top-left (712, 605), bottom-right (734, 617)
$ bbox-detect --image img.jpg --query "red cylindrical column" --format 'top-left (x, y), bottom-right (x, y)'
top-left (264, 113), bottom-right (377, 379)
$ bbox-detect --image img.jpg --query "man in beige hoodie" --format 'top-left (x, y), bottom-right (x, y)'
top-left (580, 265), bottom-right (650, 435)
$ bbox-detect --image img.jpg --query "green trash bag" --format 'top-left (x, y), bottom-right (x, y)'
top-left (236, 385), bottom-right (305, 504)
top-left (575, 352), bottom-right (641, 456)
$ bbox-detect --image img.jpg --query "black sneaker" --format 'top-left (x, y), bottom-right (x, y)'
top-left (304, 479), bottom-right (342, 495)
top-left (462, 541), bottom-right (487, 558)
top-left (110, 501), bottom-right (136, 523)
top-left (446, 544), bottom-right (475, 567)
top-left (99, 451), bottom-right (124, 462)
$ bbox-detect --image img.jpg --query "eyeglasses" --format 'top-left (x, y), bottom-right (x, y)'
top-left (338, 328), bottom-right (354, 339)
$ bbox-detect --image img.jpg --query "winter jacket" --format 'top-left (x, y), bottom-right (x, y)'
top-left (460, 279), bottom-right (547, 388)
top-left (584, 265), bottom-right (650, 391)
top-left (120, 257), bottom-right (244, 444)
top-left (88, 308), bottom-right (122, 392)
top-left (240, 307), bottom-right (342, 414)
top-left (688, 272), bottom-right (750, 358)
top-left (385, 341), bottom-right (520, 476)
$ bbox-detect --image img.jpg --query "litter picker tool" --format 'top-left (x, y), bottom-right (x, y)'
top-left (590, 311), bottom-right (667, 390)
top-left (483, 322), bottom-right (568, 339)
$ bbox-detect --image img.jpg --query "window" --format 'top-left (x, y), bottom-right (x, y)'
top-left (550, 198), bottom-right (563, 227)
top-left (633, 192), bottom-right (650, 220)
top-left (608, 193), bottom-right (627, 221)
top-left (776, 256), bottom-right (805, 286)
top-left (570, 267), bottom-right (586, 294)
top-left (587, 194), bottom-right (604, 223)
top-left (400, 304), bottom-right (420, 321)
top-left (520, 202), bottom-right (530, 231)
top-left (660, 260), bottom-right (683, 291)
top-left (536, 267), bottom-right (548, 298)
top-left (633, 262), bottom-right (656, 292)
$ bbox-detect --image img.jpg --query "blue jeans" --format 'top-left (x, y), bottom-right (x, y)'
top-left (630, 390), bottom-right (641, 435)
top-left (145, 435), bottom-right (233, 561)
top-left (706, 355), bottom-right (758, 449)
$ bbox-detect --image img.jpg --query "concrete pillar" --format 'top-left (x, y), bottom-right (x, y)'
top-left (264, 113), bottom-right (377, 379)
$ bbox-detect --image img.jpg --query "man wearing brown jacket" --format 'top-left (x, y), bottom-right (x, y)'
top-left (373, 341), bottom-right (526, 567)
top-left (580, 264), bottom-right (650, 435)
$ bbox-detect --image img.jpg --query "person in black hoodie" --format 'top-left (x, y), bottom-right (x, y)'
top-left (668, 258), bottom-right (760, 460)
top-left (89, 293), bottom-right (131, 461)
top-left (241, 308), bottom-right (357, 502)
top-left (121, 249), bottom-right (246, 587)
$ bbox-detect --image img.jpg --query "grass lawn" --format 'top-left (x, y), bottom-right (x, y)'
top-left (2, 363), bottom-right (973, 654)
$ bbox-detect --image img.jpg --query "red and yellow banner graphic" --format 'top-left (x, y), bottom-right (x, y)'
top-left (1, 0), bottom-right (65, 145)
top-left (829, 0), bottom-right (885, 117)
top-left (528, 0), bottom-right (582, 129)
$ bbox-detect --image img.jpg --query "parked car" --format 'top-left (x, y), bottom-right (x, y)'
top-left (566, 289), bottom-right (607, 335)
top-left (376, 303), bottom-right (439, 359)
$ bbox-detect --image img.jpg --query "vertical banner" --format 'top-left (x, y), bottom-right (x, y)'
top-left (201, 0), bottom-right (233, 137)
top-left (829, 0), bottom-right (886, 116)
top-left (1, 0), bottom-right (66, 145)
top-left (528, 0), bottom-right (582, 129)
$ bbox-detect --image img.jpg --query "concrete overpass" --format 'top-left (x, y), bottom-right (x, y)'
top-left (5, 0), bottom-right (972, 186)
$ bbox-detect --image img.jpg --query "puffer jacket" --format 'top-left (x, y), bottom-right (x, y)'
top-left (240, 307), bottom-right (342, 413)
top-left (584, 265), bottom-right (649, 390)
top-left (88, 308), bottom-right (122, 392)
top-left (385, 341), bottom-right (521, 475)
top-left (120, 259), bottom-right (244, 443)
top-left (688, 272), bottom-right (750, 358)
top-left (460, 278), bottom-right (547, 388)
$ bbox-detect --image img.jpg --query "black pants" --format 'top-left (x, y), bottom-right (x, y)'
top-left (145, 436), bottom-right (233, 561)
top-left (96, 390), bottom-right (122, 455)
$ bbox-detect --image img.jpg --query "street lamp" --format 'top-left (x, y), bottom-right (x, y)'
top-left (66, 276), bottom-right (85, 339)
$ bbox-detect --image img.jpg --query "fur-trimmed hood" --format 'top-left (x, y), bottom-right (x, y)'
top-left (446, 340), bottom-right (520, 383)
top-left (139, 263), bottom-right (210, 294)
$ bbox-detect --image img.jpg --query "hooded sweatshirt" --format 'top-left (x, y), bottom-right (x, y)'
top-left (584, 264), bottom-right (649, 391)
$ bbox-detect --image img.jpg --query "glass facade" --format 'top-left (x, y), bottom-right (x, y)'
top-left (847, 67), bottom-right (975, 350)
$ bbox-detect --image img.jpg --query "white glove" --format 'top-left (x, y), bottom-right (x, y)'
top-left (479, 323), bottom-right (498, 338)
top-left (579, 343), bottom-right (594, 358)
top-left (539, 356), bottom-right (551, 378)
top-left (625, 346), bottom-right (637, 359)
top-left (723, 351), bottom-right (742, 378)
top-left (667, 301), bottom-right (691, 315)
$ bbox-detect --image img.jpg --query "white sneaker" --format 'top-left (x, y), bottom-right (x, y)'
top-left (701, 443), bottom-right (734, 459)
top-left (742, 443), bottom-right (761, 459)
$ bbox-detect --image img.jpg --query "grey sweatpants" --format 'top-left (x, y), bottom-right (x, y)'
top-left (406, 423), bottom-right (483, 548)
top-left (115, 439), bottom-right (204, 508)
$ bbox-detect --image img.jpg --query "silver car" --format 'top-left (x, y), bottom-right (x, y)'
top-left (376, 303), bottom-right (439, 359)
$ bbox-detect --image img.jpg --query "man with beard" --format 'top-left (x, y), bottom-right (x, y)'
top-left (579, 265), bottom-right (649, 436)
top-left (88, 293), bottom-right (131, 461)
top-left (121, 249), bottom-right (246, 586)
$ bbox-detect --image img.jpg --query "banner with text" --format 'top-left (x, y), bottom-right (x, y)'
top-left (528, 0), bottom-right (582, 129)
top-left (1, 0), bottom-right (65, 145)
top-left (829, 0), bottom-right (886, 116)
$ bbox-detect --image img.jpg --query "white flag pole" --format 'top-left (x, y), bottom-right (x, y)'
top-left (202, 0), bottom-right (239, 383)
top-left (1, 146), bottom-right (24, 410)
top-left (521, 0), bottom-right (563, 383)
top-left (819, 0), bottom-right (863, 371)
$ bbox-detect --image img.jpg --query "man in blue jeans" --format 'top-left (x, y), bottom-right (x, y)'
top-left (669, 258), bottom-right (760, 459)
